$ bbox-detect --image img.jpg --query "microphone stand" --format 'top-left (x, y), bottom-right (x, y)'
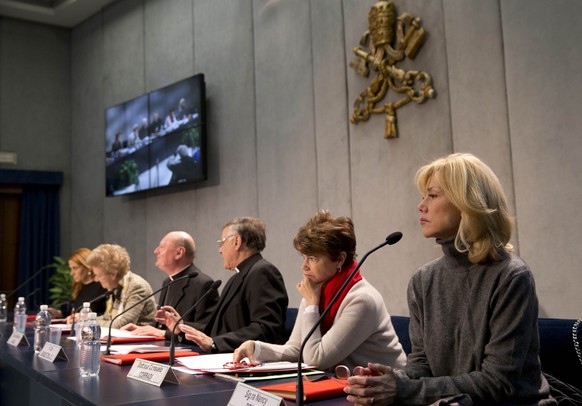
top-left (25, 288), bottom-right (41, 303)
top-left (5, 264), bottom-right (54, 299)
top-left (168, 280), bottom-right (222, 365)
top-left (104, 273), bottom-right (196, 355)
top-left (295, 232), bottom-right (403, 406)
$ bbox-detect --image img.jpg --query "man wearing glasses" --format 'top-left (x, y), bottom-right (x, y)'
top-left (156, 217), bottom-right (289, 353)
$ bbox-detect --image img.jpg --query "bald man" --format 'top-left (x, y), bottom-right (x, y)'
top-left (121, 231), bottom-right (219, 339)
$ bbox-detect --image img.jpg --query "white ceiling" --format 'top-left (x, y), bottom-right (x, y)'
top-left (0, 0), bottom-right (117, 28)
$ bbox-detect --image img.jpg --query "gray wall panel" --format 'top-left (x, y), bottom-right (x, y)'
top-left (502, 0), bottom-right (582, 317)
top-left (311, 0), bottom-right (352, 215)
top-left (71, 14), bottom-right (105, 250)
top-left (187, 0), bottom-right (260, 287)
top-left (102, 0), bottom-right (148, 277)
top-left (253, 0), bottom-right (318, 306)
top-left (0, 18), bottom-right (71, 252)
top-left (144, 0), bottom-right (194, 91)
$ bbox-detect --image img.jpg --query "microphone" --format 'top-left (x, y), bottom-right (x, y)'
top-left (295, 232), bottom-right (403, 406)
top-left (168, 279), bottom-right (222, 366)
top-left (5, 264), bottom-right (54, 299)
top-left (104, 273), bottom-right (197, 355)
top-left (25, 288), bottom-right (41, 304)
top-left (70, 290), bottom-right (113, 336)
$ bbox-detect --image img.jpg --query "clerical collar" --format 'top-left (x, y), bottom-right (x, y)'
top-left (169, 265), bottom-right (190, 281)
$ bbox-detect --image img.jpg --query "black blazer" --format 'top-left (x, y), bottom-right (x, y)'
top-left (205, 253), bottom-right (288, 352)
top-left (157, 264), bottom-right (219, 339)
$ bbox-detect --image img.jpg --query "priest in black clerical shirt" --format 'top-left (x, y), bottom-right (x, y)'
top-left (120, 231), bottom-right (219, 339)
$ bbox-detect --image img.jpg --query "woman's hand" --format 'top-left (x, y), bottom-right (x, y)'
top-left (233, 340), bottom-right (258, 365)
top-left (344, 363), bottom-right (397, 405)
top-left (297, 277), bottom-right (322, 306)
top-left (47, 307), bottom-right (63, 319)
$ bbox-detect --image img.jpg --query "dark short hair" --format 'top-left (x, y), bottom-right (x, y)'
top-left (293, 210), bottom-right (356, 270)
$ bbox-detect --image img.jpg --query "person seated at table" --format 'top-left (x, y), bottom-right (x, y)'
top-left (149, 112), bottom-right (163, 137)
top-left (112, 132), bottom-right (123, 154)
top-left (233, 210), bottom-right (407, 371)
top-left (344, 153), bottom-right (554, 405)
top-left (156, 216), bottom-right (288, 353)
top-left (49, 248), bottom-right (108, 320)
top-left (167, 145), bottom-right (202, 184)
top-left (120, 231), bottom-right (219, 339)
top-left (87, 243), bottom-right (156, 329)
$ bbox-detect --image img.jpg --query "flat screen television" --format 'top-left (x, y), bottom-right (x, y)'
top-left (105, 73), bottom-right (206, 197)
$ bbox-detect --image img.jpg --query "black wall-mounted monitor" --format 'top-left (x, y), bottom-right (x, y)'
top-left (105, 73), bottom-right (207, 197)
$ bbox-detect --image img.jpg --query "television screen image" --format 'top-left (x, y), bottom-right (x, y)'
top-left (105, 74), bottom-right (206, 197)
top-left (149, 74), bottom-right (204, 136)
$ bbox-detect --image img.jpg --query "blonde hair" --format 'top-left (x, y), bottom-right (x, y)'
top-left (68, 248), bottom-right (92, 299)
top-left (86, 244), bottom-right (131, 280)
top-left (415, 153), bottom-right (514, 263)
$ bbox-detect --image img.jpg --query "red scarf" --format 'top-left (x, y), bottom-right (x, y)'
top-left (319, 261), bottom-right (361, 335)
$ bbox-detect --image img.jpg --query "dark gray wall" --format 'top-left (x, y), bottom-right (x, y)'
top-left (1, 0), bottom-right (581, 318)
top-left (0, 17), bottom-right (71, 255)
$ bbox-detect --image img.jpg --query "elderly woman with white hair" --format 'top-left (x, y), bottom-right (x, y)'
top-left (87, 244), bottom-right (155, 329)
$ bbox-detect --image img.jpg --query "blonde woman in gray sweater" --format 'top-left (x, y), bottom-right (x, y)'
top-left (233, 210), bottom-right (406, 371)
top-left (345, 153), bottom-right (554, 405)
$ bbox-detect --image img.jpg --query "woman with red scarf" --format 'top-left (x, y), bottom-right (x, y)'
top-left (233, 210), bottom-right (406, 371)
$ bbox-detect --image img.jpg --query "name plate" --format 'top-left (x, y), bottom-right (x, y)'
top-left (7, 331), bottom-right (29, 347)
top-left (127, 359), bottom-right (178, 386)
top-left (38, 342), bottom-right (68, 362)
top-left (228, 382), bottom-right (284, 406)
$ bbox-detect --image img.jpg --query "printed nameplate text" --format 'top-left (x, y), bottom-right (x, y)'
top-left (127, 358), bottom-right (178, 386)
top-left (228, 382), bottom-right (284, 406)
top-left (7, 331), bottom-right (29, 347)
top-left (38, 342), bottom-right (68, 362)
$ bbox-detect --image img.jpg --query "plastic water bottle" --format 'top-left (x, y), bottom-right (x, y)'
top-left (0, 293), bottom-right (7, 322)
top-left (14, 296), bottom-right (27, 333)
top-left (34, 304), bottom-right (52, 352)
top-left (76, 302), bottom-right (91, 345)
top-left (79, 312), bottom-right (101, 377)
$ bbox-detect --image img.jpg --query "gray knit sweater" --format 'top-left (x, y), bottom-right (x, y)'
top-left (395, 238), bottom-right (554, 405)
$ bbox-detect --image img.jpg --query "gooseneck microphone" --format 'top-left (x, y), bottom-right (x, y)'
top-left (70, 290), bottom-right (113, 336)
top-left (295, 232), bottom-right (403, 406)
top-left (168, 279), bottom-right (222, 366)
top-left (5, 264), bottom-right (54, 298)
top-left (104, 273), bottom-right (197, 355)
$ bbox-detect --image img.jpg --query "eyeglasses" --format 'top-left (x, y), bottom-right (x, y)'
top-left (334, 365), bottom-right (364, 379)
top-left (217, 234), bottom-right (237, 247)
top-left (223, 360), bottom-right (250, 370)
top-left (307, 365), bottom-right (364, 383)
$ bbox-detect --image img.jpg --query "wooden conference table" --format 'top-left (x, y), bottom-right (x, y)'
top-left (0, 322), bottom-right (350, 406)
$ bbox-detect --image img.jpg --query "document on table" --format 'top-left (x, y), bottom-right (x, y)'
top-left (176, 352), bottom-right (313, 374)
top-left (67, 327), bottom-right (159, 341)
top-left (108, 344), bottom-right (191, 354)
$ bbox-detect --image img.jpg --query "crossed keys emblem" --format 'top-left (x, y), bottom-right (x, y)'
top-left (350, 1), bottom-right (435, 139)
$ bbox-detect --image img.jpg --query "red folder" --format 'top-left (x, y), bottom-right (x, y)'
top-left (260, 377), bottom-right (347, 403)
top-left (101, 350), bottom-right (199, 366)
top-left (99, 336), bottom-right (165, 344)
